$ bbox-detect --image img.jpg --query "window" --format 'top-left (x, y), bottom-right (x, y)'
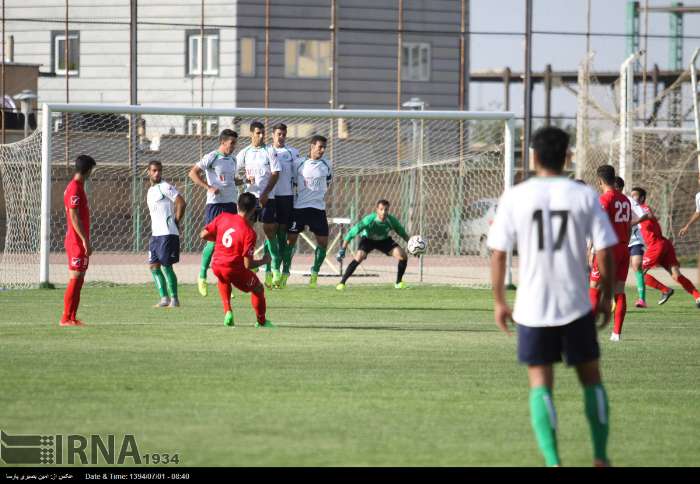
top-left (185, 116), bottom-right (219, 136)
top-left (52, 31), bottom-right (79, 76)
top-left (186, 30), bottom-right (219, 76)
top-left (402, 42), bottom-right (430, 82)
top-left (284, 39), bottom-right (330, 79)
top-left (240, 37), bottom-right (255, 77)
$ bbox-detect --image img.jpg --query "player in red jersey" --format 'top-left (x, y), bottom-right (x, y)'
top-left (200, 192), bottom-right (275, 327)
top-left (589, 165), bottom-right (634, 341)
top-left (631, 187), bottom-right (700, 309)
top-left (60, 155), bottom-right (96, 327)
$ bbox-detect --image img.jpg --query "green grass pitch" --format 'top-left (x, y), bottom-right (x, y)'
top-left (1, 284), bottom-right (699, 466)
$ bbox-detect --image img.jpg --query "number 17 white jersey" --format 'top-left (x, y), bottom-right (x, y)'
top-left (487, 177), bottom-right (618, 327)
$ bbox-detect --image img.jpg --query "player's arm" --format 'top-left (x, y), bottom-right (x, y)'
top-left (679, 212), bottom-right (700, 237)
top-left (174, 195), bottom-right (187, 228)
top-left (260, 151), bottom-right (280, 206)
top-left (68, 208), bottom-right (92, 256)
top-left (338, 215), bottom-right (372, 259)
top-left (199, 218), bottom-right (218, 242)
top-left (188, 163), bottom-right (219, 195)
top-left (243, 233), bottom-right (270, 269)
top-left (486, 193), bottom-right (515, 335)
top-left (389, 214), bottom-right (410, 242)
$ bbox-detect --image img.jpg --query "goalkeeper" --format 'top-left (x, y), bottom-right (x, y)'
top-left (336, 199), bottom-right (411, 290)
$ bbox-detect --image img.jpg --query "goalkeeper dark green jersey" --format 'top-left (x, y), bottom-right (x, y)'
top-left (344, 213), bottom-right (409, 242)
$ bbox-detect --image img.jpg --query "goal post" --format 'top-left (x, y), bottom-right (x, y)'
top-left (3, 103), bottom-right (515, 289)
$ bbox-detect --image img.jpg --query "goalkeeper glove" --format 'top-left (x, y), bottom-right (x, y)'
top-left (336, 248), bottom-right (346, 261)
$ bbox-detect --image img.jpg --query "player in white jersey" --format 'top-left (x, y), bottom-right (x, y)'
top-left (235, 121), bottom-right (281, 288)
top-left (287, 134), bottom-right (332, 288)
top-left (488, 127), bottom-right (617, 467)
top-left (614, 176), bottom-right (648, 308)
top-left (264, 123), bottom-right (299, 288)
top-left (678, 173), bottom-right (700, 288)
top-left (188, 129), bottom-right (242, 297)
top-left (147, 161), bottom-right (187, 308)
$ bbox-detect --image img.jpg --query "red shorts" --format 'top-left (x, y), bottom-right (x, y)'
top-left (212, 264), bottom-right (260, 293)
top-left (66, 242), bottom-right (89, 272)
top-left (590, 244), bottom-right (629, 283)
top-left (643, 239), bottom-right (679, 271)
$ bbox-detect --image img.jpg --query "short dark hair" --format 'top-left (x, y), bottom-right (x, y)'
top-left (530, 126), bottom-right (569, 172)
top-left (310, 134), bottom-right (327, 146)
top-left (75, 155), bottom-right (96, 175)
top-left (376, 199), bottom-right (390, 207)
top-left (631, 186), bottom-right (647, 202)
top-left (237, 192), bottom-right (257, 214)
top-left (614, 176), bottom-right (625, 190)
top-left (250, 121), bottom-right (265, 132)
top-left (574, 179), bottom-right (587, 185)
top-left (272, 123), bottom-right (287, 132)
top-left (596, 164), bottom-right (616, 186)
top-left (148, 160), bottom-right (162, 169)
top-left (219, 129), bottom-right (238, 144)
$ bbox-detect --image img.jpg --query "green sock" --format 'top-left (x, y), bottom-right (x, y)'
top-left (635, 270), bottom-right (646, 302)
top-left (283, 243), bottom-right (295, 275)
top-left (151, 268), bottom-right (167, 298)
top-left (584, 383), bottom-right (609, 463)
top-left (275, 229), bottom-right (287, 273)
top-left (199, 241), bottom-right (215, 279)
top-left (263, 242), bottom-right (272, 274)
top-left (529, 386), bottom-right (560, 467)
top-left (162, 265), bottom-right (178, 298)
top-left (312, 246), bottom-right (327, 274)
top-left (267, 236), bottom-right (281, 273)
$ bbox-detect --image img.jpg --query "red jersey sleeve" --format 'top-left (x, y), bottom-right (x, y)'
top-left (204, 215), bottom-right (220, 236)
top-left (599, 192), bottom-right (612, 213)
top-left (64, 183), bottom-right (81, 209)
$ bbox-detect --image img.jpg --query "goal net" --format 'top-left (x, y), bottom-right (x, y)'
top-left (0, 105), bottom-right (514, 289)
top-left (575, 51), bottom-right (700, 261)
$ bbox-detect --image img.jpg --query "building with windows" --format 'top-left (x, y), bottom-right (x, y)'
top-left (4, 0), bottom-right (467, 136)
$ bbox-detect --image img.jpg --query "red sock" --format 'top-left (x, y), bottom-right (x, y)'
top-left (62, 278), bottom-right (79, 321)
top-left (217, 281), bottom-right (232, 313)
top-left (589, 287), bottom-right (600, 315)
top-left (644, 274), bottom-right (669, 293)
top-left (69, 277), bottom-right (84, 320)
top-left (251, 289), bottom-right (267, 324)
top-left (676, 275), bottom-right (700, 299)
top-left (613, 293), bottom-right (626, 335)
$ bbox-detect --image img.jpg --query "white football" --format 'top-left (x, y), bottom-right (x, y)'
top-left (407, 235), bottom-right (427, 256)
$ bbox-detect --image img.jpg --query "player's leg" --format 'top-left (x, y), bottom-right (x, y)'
top-left (212, 265), bottom-right (234, 326)
top-left (642, 242), bottom-right (674, 303)
top-left (518, 324), bottom-right (562, 467)
top-left (198, 204), bottom-right (218, 296)
top-left (308, 210), bottom-right (330, 288)
top-left (670, 265), bottom-right (700, 305)
top-left (275, 196), bottom-right (295, 287)
top-left (61, 247), bottom-right (89, 326)
top-left (611, 248), bottom-right (629, 341)
top-left (575, 360), bottom-right (610, 467)
top-left (260, 200), bottom-right (280, 288)
top-left (337, 250), bottom-right (367, 290)
top-left (589, 255), bottom-right (602, 314)
top-left (231, 269), bottom-right (274, 328)
top-left (161, 235), bottom-right (180, 307)
top-left (148, 236), bottom-right (169, 307)
top-left (630, 245), bottom-right (646, 307)
top-left (391, 245), bottom-right (408, 289)
top-left (562, 311), bottom-right (609, 466)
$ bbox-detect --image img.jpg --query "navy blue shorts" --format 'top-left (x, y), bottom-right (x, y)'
top-left (629, 244), bottom-right (644, 257)
top-left (255, 197), bottom-right (277, 224)
top-left (205, 202), bottom-right (237, 224)
top-left (288, 208), bottom-right (329, 237)
top-left (517, 311), bottom-right (599, 366)
top-left (358, 237), bottom-right (399, 256)
top-left (148, 235), bottom-right (180, 266)
top-left (275, 195), bottom-right (294, 226)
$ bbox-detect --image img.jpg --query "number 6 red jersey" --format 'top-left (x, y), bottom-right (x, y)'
top-left (205, 213), bottom-right (257, 271)
top-left (599, 189), bottom-right (632, 247)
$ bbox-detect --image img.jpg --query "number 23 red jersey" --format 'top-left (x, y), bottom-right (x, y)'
top-left (205, 213), bottom-right (257, 270)
top-left (599, 189), bottom-right (631, 247)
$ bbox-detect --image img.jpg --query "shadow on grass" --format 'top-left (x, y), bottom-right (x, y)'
top-left (281, 324), bottom-right (497, 333)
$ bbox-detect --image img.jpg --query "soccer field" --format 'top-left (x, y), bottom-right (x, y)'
top-left (1, 284), bottom-right (698, 467)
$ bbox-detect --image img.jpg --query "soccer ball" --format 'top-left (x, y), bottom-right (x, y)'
top-left (407, 235), bottom-right (427, 256)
